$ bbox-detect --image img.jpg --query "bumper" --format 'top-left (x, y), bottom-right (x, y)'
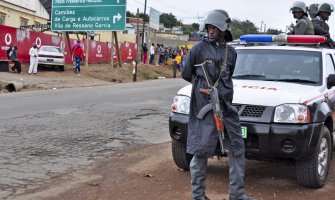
top-left (169, 112), bottom-right (189, 143)
top-left (169, 112), bottom-right (324, 160)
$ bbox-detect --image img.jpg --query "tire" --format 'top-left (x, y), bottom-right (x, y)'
top-left (296, 125), bottom-right (331, 188)
top-left (172, 139), bottom-right (193, 170)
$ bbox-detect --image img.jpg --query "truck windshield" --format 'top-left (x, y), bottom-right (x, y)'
top-left (233, 49), bottom-right (322, 85)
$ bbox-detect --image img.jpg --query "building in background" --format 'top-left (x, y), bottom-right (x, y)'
top-left (0, 0), bottom-right (49, 28)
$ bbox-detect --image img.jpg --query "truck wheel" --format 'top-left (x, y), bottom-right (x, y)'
top-left (172, 139), bottom-right (193, 170)
top-left (296, 125), bottom-right (331, 188)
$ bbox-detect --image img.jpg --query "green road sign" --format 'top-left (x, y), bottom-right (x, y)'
top-left (51, 0), bottom-right (126, 31)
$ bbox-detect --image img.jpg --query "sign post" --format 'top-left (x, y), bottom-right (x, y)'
top-left (51, 0), bottom-right (126, 31)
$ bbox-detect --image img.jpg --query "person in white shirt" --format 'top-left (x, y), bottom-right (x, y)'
top-left (28, 43), bottom-right (38, 74)
top-left (150, 43), bottom-right (155, 64)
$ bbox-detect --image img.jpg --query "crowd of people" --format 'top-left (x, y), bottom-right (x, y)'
top-left (142, 42), bottom-right (190, 71)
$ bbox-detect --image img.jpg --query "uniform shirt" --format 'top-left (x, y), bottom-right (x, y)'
top-left (312, 16), bottom-right (334, 47)
top-left (294, 16), bottom-right (314, 35)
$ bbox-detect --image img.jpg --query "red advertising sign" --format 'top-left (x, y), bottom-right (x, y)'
top-left (0, 25), bottom-right (137, 64)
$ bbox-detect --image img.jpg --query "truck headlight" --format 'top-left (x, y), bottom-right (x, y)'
top-left (274, 104), bottom-right (310, 123)
top-left (171, 95), bottom-right (190, 114)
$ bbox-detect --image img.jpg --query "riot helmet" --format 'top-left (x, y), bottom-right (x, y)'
top-left (290, 1), bottom-right (308, 14)
top-left (317, 2), bottom-right (334, 14)
top-left (200, 9), bottom-right (233, 41)
top-left (308, 3), bottom-right (319, 19)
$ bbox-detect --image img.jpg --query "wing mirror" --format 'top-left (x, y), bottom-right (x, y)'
top-left (327, 74), bottom-right (335, 89)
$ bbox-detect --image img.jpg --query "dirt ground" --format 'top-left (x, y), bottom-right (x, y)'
top-left (13, 142), bottom-right (335, 200)
top-left (0, 62), bottom-right (181, 92)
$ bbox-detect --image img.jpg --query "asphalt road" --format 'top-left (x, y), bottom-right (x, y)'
top-left (0, 78), bottom-right (189, 199)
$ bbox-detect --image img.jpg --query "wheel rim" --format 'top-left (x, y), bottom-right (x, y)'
top-left (318, 138), bottom-right (329, 177)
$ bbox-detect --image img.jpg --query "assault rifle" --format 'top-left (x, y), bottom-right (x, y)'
top-left (195, 60), bottom-right (226, 154)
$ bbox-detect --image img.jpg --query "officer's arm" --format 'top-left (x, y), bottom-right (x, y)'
top-left (312, 20), bottom-right (329, 35)
top-left (229, 46), bottom-right (237, 76)
top-left (182, 49), bottom-right (196, 82)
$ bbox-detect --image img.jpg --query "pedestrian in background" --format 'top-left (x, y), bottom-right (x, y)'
top-left (159, 44), bottom-right (165, 65)
top-left (150, 43), bottom-right (155, 64)
top-left (9, 45), bottom-right (21, 73)
top-left (28, 43), bottom-right (38, 74)
top-left (143, 43), bottom-right (148, 64)
top-left (155, 43), bottom-right (160, 66)
top-left (73, 42), bottom-right (84, 74)
top-left (174, 52), bottom-right (181, 71)
top-left (71, 40), bottom-right (80, 71)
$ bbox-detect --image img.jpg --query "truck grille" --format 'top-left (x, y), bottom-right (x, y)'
top-left (234, 104), bottom-right (266, 118)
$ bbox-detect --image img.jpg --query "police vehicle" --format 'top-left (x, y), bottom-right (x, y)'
top-left (169, 35), bottom-right (335, 188)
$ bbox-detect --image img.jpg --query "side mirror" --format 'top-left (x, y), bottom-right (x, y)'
top-left (327, 74), bottom-right (335, 89)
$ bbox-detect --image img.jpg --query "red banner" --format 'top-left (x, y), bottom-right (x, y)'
top-left (0, 25), bottom-right (137, 64)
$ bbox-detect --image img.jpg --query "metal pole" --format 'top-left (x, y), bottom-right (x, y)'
top-left (85, 32), bottom-right (89, 67)
top-left (134, 8), bottom-right (140, 82)
top-left (141, 0), bottom-right (147, 55)
top-left (111, 32), bottom-right (114, 68)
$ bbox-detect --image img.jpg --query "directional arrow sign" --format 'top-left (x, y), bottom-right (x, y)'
top-left (51, 0), bottom-right (126, 31)
top-left (113, 13), bottom-right (122, 24)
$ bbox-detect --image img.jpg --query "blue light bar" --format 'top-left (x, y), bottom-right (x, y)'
top-left (240, 35), bottom-right (274, 42)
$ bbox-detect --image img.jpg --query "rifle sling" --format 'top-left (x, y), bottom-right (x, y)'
top-left (213, 43), bottom-right (229, 87)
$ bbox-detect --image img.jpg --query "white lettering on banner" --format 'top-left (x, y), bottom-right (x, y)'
top-left (97, 45), bottom-right (101, 54)
top-left (1, 46), bottom-right (10, 50)
top-left (36, 37), bottom-right (42, 48)
top-left (127, 49), bottom-right (132, 59)
top-left (96, 45), bottom-right (102, 58)
top-left (5, 33), bottom-right (12, 45)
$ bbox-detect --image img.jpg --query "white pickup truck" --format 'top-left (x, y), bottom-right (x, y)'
top-left (169, 36), bottom-right (335, 188)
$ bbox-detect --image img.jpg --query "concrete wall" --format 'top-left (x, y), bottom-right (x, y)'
top-left (149, 32), bottom-right (190, 48)
top-left (0, 1), bottom-right (49, 28)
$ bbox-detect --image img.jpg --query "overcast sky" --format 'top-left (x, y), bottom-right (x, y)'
top-left (127, 0), bottom-right (335, 36)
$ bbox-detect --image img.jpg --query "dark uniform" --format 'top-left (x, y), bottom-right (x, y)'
top-left (312, 3), bottom-right (334, 48)
top-left (312, 16), bottom-right (334, 47)
top-left (182, 9), bottom-right (254, 200)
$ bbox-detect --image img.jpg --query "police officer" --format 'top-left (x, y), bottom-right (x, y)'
top-left (182, 10), bottom-right (256, 200)
top-left (312, 2), bottom-right (334, 48)
top-left (289, 1), bottom-right (314, 35)
top-left (308, 3), bottom-right (319, 19)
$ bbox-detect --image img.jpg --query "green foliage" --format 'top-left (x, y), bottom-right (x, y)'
top-left (142, 71), bottom-right (159, 79)
top-left (160, 13), bottom-right (179, 28)
top-left (266, 28), bottom-right (283, 34)
top-left (192, 23), bottom-right (200, 31)
top-left (126, 11), bottom-right (135, 18)
top-left (126, 11), bottom-right (149, 22)
top-left (231, 19), bottom-right (259, 39)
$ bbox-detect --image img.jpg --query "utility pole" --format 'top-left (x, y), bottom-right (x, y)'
top-left (141, 0), bottom-right (147, 60)
top-left (134, 8), bottom-right (140, 82)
